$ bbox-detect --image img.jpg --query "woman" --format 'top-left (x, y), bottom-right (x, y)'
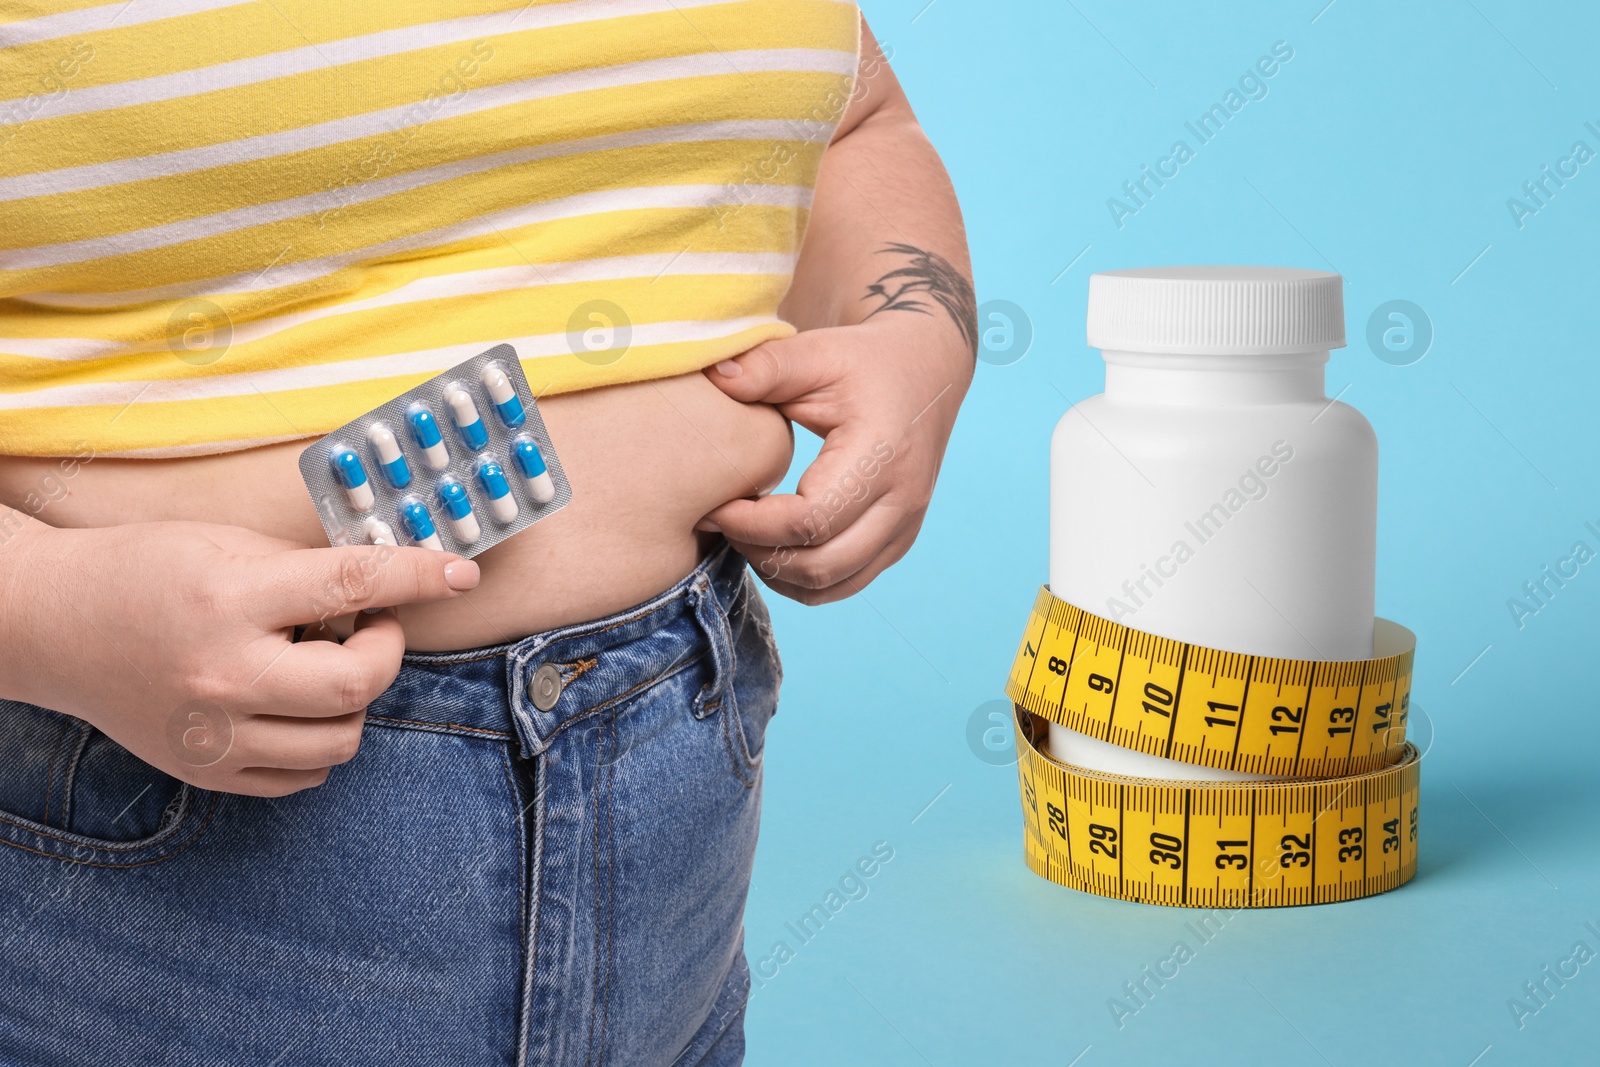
top-left (0, 2), bottom-right (972, 1063)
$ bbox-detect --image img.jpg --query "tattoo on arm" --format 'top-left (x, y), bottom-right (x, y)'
top-left (860, 243), bottom-right (976, 352)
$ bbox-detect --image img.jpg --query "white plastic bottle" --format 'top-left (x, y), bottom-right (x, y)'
top-left (1050, 267), bottom-right (1376, 782)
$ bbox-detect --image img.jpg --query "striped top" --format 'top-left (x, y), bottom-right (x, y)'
top-left (0, 0), bottom-right (860, 456)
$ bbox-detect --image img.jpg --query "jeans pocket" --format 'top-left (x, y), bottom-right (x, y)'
top-left (0, 699), bottom-right (205, 863)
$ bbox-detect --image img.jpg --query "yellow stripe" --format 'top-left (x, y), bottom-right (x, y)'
top-left (0, 1), bottom-right (857, 175)
top-left (0, 0), bottom-right (523, 99)
top-left (0, 202), bottom-right (808, 342)
top-left (0, 138), bottom-right (827, 295)
top-left (0, 322), bottom-right (794, 455)
top-left (2, 71), bottom-right (848, 248)
top-left (0, 0), bottom-right (135, 23)
top-left (0, 271), bottom-right (794, 388)
top-left (3, 0), bottom-right (853, 99)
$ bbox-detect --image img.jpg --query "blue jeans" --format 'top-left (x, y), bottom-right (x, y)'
top-left (0, 544), bottom-right (779, 1066)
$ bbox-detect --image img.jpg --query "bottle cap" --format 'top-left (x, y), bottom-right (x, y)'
top-left (1086, 266), bottom-right (1345, 355)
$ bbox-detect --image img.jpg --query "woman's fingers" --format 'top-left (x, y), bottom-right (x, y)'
top-left (222, 765), bottom-right (334, 798)
top-left (242, 609), bottom-right (406, 718)
top-left (702, 330), bottom-right (848, 407)
top-left (726, 500), bottom-right (914, 590)
top-left (700, 423), bottom-right (898, 548)
top-left (233, 710), bottom-right (367, 770)
top-left (247, 544), bottom-right (478, 628)
top-left (753, 537), bottom-right (915, 606)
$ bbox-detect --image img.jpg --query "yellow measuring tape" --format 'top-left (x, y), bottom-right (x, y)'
top-left (1006, 586), bottom-right (1420, 907)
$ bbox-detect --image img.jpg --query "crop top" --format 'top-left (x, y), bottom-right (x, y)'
top-left (0, 0), bottom-right (860, 456)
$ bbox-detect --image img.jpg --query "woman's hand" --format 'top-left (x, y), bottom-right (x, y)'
top-left (0, 519), bottom-right (477, 796)
top-left (699, 314), bottom-right (971, 604)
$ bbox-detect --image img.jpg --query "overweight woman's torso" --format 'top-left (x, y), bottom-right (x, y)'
top-left (0, 371), bottom-right (793, 650)
top-left (0, 3), bottom-right (856, 644)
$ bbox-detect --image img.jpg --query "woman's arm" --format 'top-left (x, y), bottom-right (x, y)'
top-left (779, 20), bottom-right (974, 341)
top-left (702, 16), bottom-right (975, 604)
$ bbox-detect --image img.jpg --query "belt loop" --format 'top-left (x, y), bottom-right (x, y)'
top-left (689, 575), bottom-right (734, 720)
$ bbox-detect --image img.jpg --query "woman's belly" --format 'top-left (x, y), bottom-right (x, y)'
top-left (0, 371), bottom-right (794, 651)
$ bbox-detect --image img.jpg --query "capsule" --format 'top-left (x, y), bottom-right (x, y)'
top-left (480, 361), bottom-right (526, 428)
top-left (435, 478), bottom-right (481, 544)
top-left (476, 459), bottom-right (519, 523)
top-left (362, 517), bottom-right (397, 545)
top-left (398, 499), bottom-right (444, 551)
top-left (511, 437), bottom-right (556, 504)
top-left (330, 447), bottom-right (375, 512)
top-left (444, 385), bottom-right (489, 451)
top-left (367, 423), bottom-right (412, 489)
top-left (405, 405), bottom-right (451, 470)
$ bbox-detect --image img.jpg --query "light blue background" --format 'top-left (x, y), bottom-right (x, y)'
top-left (747, 2), bottom-right (1600, 1064)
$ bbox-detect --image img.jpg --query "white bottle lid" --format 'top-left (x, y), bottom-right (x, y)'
top-left (1086, 266), bottom-right (1345, 356)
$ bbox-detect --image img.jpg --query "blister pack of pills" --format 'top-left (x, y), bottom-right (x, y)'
top-left (297, 343), bottom-right (571, 558)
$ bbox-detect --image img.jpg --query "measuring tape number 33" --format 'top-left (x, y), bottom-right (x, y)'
top-left (1005, 586), bottom-right (1421, 908)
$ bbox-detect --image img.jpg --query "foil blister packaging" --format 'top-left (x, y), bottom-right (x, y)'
top-left (297, 343), bottom-right (571, 558)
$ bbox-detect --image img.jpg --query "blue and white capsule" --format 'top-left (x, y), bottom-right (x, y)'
top-left (444, 385), bottom-right (489, 451)
top-left (435, 478), bottom-right (481, 544)
top-left (405, 405), bottom-right (451, 470)
top-left (329, 446), bottom-right (375, 512)
top-left (398, 498), bottom-right (444, 551)
top-left (366, 422), bottom-right (412, 489)
top-left (480, 361), bottom-right (525, 428)
top-left (362, 517), bottom-right (397, 546)
top-left (475, 459), bottom-right (519, 523)
top-left (511, 436), bottom-right (556, 504)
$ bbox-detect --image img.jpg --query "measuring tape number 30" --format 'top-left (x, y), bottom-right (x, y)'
top-left (1005, 586), bottom-right (1420, 908)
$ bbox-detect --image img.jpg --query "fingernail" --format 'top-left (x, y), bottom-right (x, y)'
top-left (714, 360), bottom-right (743, 378)
top-left (444, 559), bottom-right (481, 590)
top-left (695, 519), bottom-right (721, 533)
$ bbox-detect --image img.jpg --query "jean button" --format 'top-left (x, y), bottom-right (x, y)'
top-left (528, 663), bottom-right (563, 711)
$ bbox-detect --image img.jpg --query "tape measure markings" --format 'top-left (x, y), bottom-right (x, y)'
top-left (1013, 707), bottom-right (1420, 907)
top-left (1007, 587), bottom-right (1415, 778)
top-left (1226, 653), bottom-right (1252, 767)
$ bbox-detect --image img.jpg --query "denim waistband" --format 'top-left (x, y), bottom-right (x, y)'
top-left (367, 541), bottom-right (749, 758)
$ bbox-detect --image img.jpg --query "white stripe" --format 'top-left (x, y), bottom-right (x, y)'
top-left (0, 47), bottom-right (852, 202)
top-left (1, 105), bottom-right (836, 270)
top-left (0, 251), bottom-right (797, 360)
top-left (0, 316), bottom-right (783, 409)
top-left (0, 0), bottom-right (740, 112)
top-left (0, 0), bottom-right (250, 47)
top-left (17, 182), bottom-right (813, 307)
